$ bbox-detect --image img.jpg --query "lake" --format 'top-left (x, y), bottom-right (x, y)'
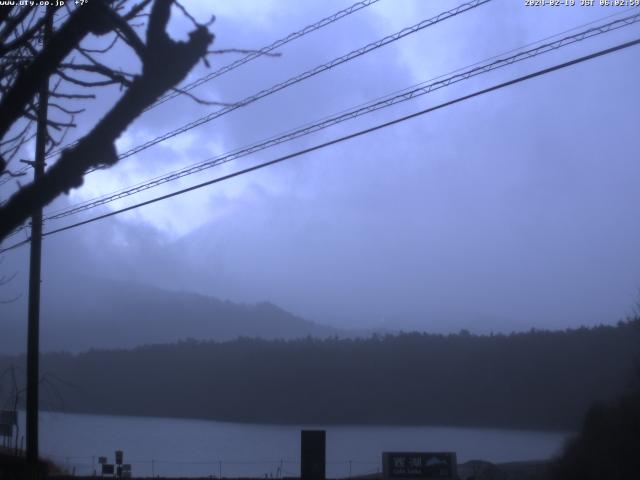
top-left (16, 411), bottom-right (571, 477)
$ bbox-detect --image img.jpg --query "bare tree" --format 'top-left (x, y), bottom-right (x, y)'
top-left (0, 0), bottom-right (215, 242)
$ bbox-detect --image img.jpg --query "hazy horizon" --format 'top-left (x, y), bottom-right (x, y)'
top-left (2, 0), bottom-right (640, 344)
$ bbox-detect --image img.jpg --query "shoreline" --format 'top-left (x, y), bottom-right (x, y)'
top-left (17, 408), bottom-right (576, 435)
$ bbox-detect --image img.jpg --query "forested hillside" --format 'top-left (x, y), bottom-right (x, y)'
top-left (1, 320), bottom-right (639, 431)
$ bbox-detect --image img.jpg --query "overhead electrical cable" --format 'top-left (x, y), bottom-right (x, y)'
top-left (36, 12), bottom-right (640, 223)
top-left (42, 0), bottom-right (383, 160)
top-left (4, 8), bottom-right (637, 240)
top-left (86, 0), bottom-right (493, 166)
top-left (3, 0), bottom-right (491, 236)
top-left (2, 36), bottom-right (638, 254)
top-left (148, 0), bottom-right (383, 110)
top-left (37, 6), bottom-right (639, 217)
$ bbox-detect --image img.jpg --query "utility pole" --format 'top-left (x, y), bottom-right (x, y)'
top-left (26, 7), bottom-right (53, 467)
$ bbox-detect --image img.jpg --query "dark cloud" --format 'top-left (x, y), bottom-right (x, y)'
top-left (2, 0), bottom-right (640, 347)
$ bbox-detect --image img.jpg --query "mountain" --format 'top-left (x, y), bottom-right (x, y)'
top-left (0, 275), bottom-right (343, 354)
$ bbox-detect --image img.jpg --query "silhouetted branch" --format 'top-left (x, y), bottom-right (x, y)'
top-left (208, 48), bottom-right (281, 57)
top-left (122, 0), bottom-right (154, 21)
top-left (0, 0), bottom-right (214, 241)
top-left (48, 91), bottom-right (96, 100)
top-left (79, 33), bottom-right (119, 54)
top-left (0, 1), bottom-right (114, 141)
top-left (60, 64), bottom-right (134, 87)
top-left (168, 85), bottom-right (236, 107)
top-left (56, 68), bottom-right (123, 88)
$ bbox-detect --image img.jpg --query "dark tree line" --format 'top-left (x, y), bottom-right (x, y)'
top-left (2, 319), bottom-right (639, 431)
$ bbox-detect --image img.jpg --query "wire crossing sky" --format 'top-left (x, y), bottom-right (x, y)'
top-left (36, 5), bottom-right (638, 213)
top-left (42, 0), bottom-right (384, 161)
top-left (2, 0), bottom-right (640, 336)
top-left (2, 35), bottom-right (638, 254)
top-left (2, 0), bottom-right (494, 237)
top-left (104, 0), bottom-right (493, 164)
top-left (147, 0), bottom-right (383, 111)
top-left (32, 11), bottom-right (640, 227)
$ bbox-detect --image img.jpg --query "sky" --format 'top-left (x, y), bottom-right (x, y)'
top-left (2, 0), bottom-right (640, 335)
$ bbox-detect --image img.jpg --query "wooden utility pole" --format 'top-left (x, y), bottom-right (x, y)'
top-left (26, 7), bottom-right (53, 466)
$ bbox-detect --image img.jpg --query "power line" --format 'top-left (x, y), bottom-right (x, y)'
top-left (339, 5), bottom-right (638, 116)
top-left (148, 0), bottom-right (382, 110)
top-left (37, 11), bottom-right (640, 223)
top-left (3, 35), bottom-right (637, 254)
top-left (5, 9), bottom-right (638, 242)
top-left (3, 0), bottom-right (488, 191)
top-left (0, 237), bottom-right (29, 253)
top-left (34, 6), bottom-right (640, 218)
top-left (91, 0), bottom-right (492, 165)
top-left (43, 0), bottom-right (383, 160)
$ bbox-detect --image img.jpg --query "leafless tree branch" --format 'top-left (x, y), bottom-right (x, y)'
top-left (0, 0), bottom-right (215, 241)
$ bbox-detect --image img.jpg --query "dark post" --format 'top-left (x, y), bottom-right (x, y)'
top-left (301, 430), bottom-right (326, 480)
top-left (26, 8), bottom-right (52, 467)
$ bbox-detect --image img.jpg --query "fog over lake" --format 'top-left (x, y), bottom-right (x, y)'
top-left (22, 411), bottom-right (570, 478)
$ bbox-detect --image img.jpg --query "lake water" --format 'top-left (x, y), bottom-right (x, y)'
top-left (15, 411), bottom-right (571, 478)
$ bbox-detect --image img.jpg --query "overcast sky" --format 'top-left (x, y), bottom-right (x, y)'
top-left (2, 0), bottom-right (640, 334)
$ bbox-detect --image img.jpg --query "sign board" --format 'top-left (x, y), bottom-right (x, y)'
top-left (383, 452), bottom-right (457, 480)
top-left (0, 410), bottom-right (17, 426)
top-left (122, 464), bottom-right (131, 472)
top-left (115, 450), bottom-right (123, 465)
top-left (102, 463), bottom-right (115, 475)
top-left (0, 423), bottom-right (13, 437)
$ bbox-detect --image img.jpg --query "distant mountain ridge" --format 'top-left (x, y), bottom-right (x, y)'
top-left (0, 275), bottom-right (344, 354)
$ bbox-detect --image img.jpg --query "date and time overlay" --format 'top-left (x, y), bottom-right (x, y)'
top-left (526, 0), bottom-right (640, 6)
top-left (1, 0), bottom-right (640, 10)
